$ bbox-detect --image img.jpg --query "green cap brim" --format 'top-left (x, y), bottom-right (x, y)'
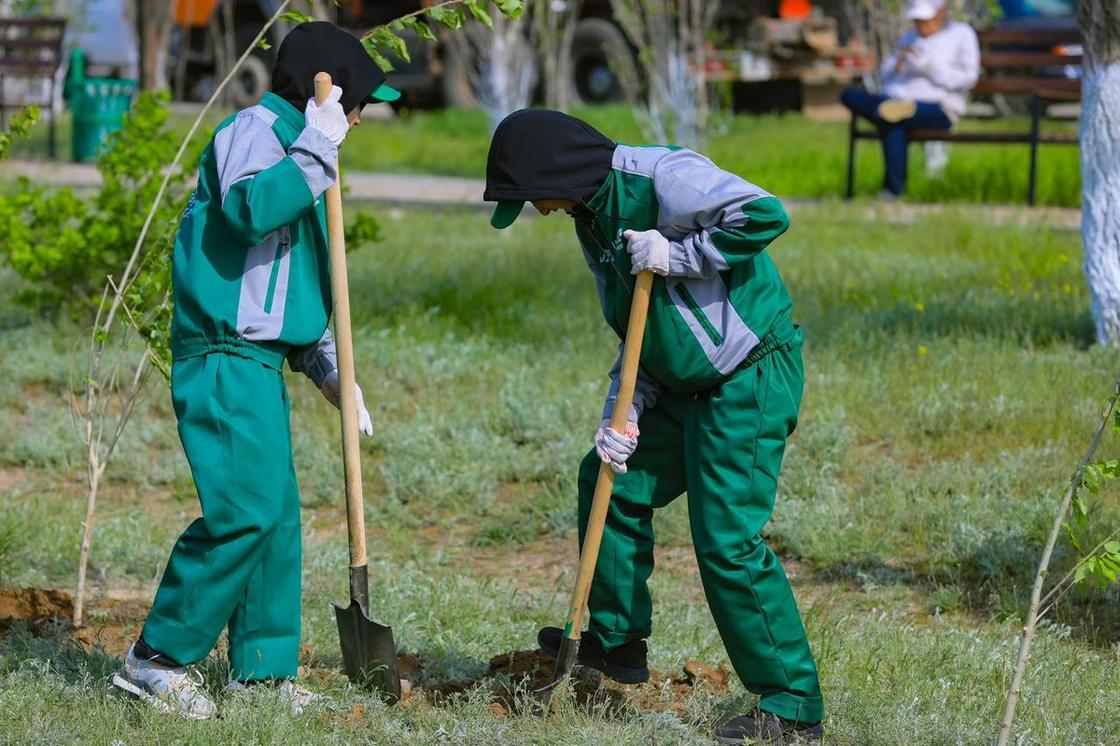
top-left (369, 83), bottom-right (401, 103)
top-left (490, 200), bottom-right (525, 229)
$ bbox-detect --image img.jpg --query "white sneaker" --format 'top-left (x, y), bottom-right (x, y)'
top-left (112, 643), bottom-right (216, 720)
top-left (225, 679), bottom-right (322, 715)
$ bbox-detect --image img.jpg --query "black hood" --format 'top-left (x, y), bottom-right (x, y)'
top-left (271, 22), bottom-right (387, 114)
top-left (484, 109), bottom-right (616, 207)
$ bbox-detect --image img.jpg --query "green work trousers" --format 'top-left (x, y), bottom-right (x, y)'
top-left (578, 335), bottom-right (824, 723)
top-left (142, 353), bottom-right (302, 681)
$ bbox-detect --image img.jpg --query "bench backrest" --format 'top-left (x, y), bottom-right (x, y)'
top-left (973, 26), bottom-right (1081, 101)
top-left (0, 17), bottom-right (67, 78)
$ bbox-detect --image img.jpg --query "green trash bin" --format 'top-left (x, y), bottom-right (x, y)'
top-left (64, 49), bottom-right (138, 163)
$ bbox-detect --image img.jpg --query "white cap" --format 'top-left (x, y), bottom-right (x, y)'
top-left (906, 0), bottom-right (945, 20)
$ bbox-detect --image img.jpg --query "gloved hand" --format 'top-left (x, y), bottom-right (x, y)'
top-left (595, 418), bottom-right (639, 475)
top-left (320, 369), bottom-right (373, 437)
top-left (304, 85), bottom-right (349, 148)
top-left (623, 229), bottom-right (670, 276)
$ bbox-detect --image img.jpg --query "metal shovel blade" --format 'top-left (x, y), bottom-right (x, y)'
top-left (535, 634), bottom-right (581, 697)
top-left (333, 598), bottom-right (401, 704)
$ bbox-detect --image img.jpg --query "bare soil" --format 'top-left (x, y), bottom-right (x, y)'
top-left (401, 648), bottom-right (730, 717)
top-left (2, 588), bottom-right (730, 717)
top-left (0, 587), bottom-right (73, 632)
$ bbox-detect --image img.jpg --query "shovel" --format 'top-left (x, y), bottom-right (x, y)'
top-left (541, 270), bottom-right (655, 695)
top-left (316, 72), bottom-right (401, 704)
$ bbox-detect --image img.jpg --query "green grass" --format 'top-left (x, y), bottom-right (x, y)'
top-left (1, 203), bottom-right (1117, 744)
top-left (8, 103), bottom-right (1080, 207)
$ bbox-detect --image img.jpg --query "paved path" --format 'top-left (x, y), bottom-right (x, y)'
top-left (2, 158), bottom-right (1081, 230)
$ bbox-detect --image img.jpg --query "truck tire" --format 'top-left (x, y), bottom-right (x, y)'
top-left (228, 26), bottom-right (273, 109)
top-left (568, 18), bottom-right (635, 106)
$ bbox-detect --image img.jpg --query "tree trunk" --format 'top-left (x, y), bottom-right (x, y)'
top-left (135, 0), bottom-right (173, 90)
top-left (1081, 0), bottom-right (1120, 345)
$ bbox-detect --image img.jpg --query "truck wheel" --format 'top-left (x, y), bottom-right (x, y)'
top-left (568, 18), bottom-right (635, 105)
top-left (228, 27), bottom-right (273, 108)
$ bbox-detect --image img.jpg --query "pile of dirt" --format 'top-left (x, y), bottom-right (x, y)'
top-left (0, 588), bottom-right (74, 636)
top-left (402, 648), bottom-right (731, 717)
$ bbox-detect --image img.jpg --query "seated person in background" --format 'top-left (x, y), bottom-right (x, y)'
top-left (840, 0), bottom-right (980, 197)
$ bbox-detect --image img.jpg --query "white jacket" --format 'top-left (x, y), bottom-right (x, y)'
top-left (880, 21), bottom-right (981, 122)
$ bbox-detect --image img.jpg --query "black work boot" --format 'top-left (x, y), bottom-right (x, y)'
top-left (537, 626), bottom-right (649, 684)
top-left (714, 708), bottom-right (823, 744)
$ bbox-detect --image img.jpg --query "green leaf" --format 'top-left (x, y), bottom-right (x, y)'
top-left (401, 16), bottom-right (438, 42)
top-left (256, 38), bottom-right (272, 51)
top-left (366, 26), bottom-right (410, 64)
top-left (494, 0), bottom-right (525, 20)
top-left (1097, 459), bottom-right (1120, 479)
top-left (1103, 541), bottom-right (1120, 555)
top-left (1064, 522), bottom-right (1083, 551)
top-left (429, 6), bottom-right (467, 30)
top-left (280, 10), bottom-right (315, 24)
top-left (464, 0), bottom-right (494, 27)
top-left (1081, 464), bottom-right (1101, 494)
top-left (348, 213), bottom-right (383, 248)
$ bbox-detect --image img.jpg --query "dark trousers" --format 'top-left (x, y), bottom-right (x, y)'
top-left (840, 87), bottom-right (952, 195)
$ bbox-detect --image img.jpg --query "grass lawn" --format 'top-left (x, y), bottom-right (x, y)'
top-left (7, 103), bottom-right (1081, 208)
top-left (1, 202), bottom-right (1117, 744)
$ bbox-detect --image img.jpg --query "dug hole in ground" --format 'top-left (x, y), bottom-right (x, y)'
top-left (0, 586), bottom-right (730, 716)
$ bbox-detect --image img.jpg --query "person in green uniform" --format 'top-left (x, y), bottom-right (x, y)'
top-left (484, 110), bottom-right (824, 745)
top-left (111, 23), bottom-right (399, 719)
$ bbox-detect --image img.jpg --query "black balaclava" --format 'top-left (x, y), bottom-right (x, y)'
top-left (270, 22), bottom-right (395, 115)
top-left (484, 109), bottom-right (617, 229)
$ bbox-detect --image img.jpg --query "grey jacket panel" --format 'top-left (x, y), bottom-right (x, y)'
top-left (212, 105), bottom-right (338, 382)
top-left (213, 106), bottom-right (284, 204)
top-left (288, 126), bottom-right (338, 199)
top-left (212, 105), bottom-right (337, 207)
top-left (287, 327), bottom-right (337, 388)
top-left (236, 227), bottom-right (292, 342)
top-left (652, 148), bottom-right (773, 280)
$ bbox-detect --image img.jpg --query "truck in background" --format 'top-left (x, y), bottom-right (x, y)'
top-left (169, 0), bottom-right (873, 116)
top-left (170, 0), bottom-right (289, 106)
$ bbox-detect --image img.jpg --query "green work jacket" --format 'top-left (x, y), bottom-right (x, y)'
top-left (170, 92), bottom-right (339, 386)
top-left (576, 145), bottom-right (795, 418)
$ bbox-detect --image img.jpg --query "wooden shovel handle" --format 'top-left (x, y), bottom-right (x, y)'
top-left (561, 270), bottom-right (655, 640)
top-left (316, 72), bottom-right (367, 571)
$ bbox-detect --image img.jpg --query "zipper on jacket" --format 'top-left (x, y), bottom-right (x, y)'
top-left (675, 283), bottom-right (724, 347)
top-left (587, 216), bottom-right (631, 287)
top-left (262, 232), bottom-right (288, 314)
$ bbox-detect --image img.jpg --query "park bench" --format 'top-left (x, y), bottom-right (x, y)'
top-left (844, 26), bottom-right (1081, 206)
top-left (0, 17), bottom-right (67, 158)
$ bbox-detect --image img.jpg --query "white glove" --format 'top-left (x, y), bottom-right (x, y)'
top-left (595, 419), bottom-right (639, 475)
top-left (320, 369), bottom-right (373, 437)
top-left (304, 85), bottom-right (349, 148)
top-left (623, 229), bottom-right (670, 276)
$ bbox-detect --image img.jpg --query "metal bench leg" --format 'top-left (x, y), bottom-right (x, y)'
top-left (1028, 96), bottom-right (1041, 207)
top-left (48, 81), bottom-right (56, 160)
top-left (845, 111), bottom-right (857, 199)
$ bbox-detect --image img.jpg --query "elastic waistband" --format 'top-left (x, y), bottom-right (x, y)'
top-left (692, 313), bottom-right (799, 400)
top-left (742, 324), bottom-right (798, 370)
top-left (172, 335), bottom-right (287, 371)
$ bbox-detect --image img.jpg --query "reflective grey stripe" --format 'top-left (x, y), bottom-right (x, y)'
top-left (652, 148), bottom-right (773, 280)
top-left (667, 276), bottom-right (759, 375)
top-left (612, 144), bottom-right (674, 178)
top-left (288, 126), bottom-right (337, 199)
top-left (214, 105), bottom-right (283, 204)
top-left (236, 228), bottom-right (292, 341)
